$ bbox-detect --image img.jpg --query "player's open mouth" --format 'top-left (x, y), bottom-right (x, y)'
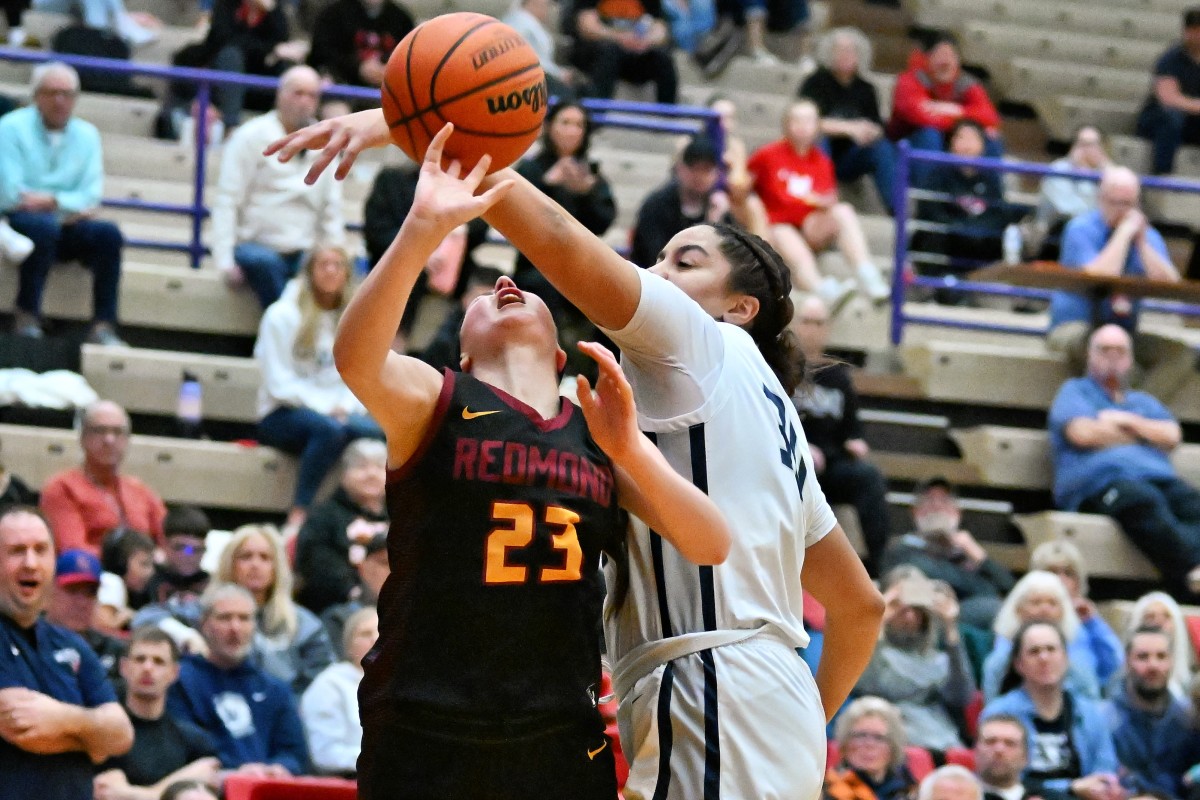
top-left (497, 287), bottom-right (525, 308)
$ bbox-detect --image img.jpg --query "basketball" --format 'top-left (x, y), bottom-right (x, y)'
top-left (381, 12), bottom-right (547, 173)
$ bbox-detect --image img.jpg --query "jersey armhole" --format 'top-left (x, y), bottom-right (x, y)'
top-left (387, 369), bottom-right (456, 483)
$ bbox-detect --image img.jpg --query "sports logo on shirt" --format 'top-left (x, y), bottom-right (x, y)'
top-left (53, 647), bottom-right (82, 674)
top-left (214, 692), bottom-right (256, 738)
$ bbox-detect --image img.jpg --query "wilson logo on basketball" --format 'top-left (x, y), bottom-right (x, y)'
top-left (470, 37), bottom-right (523, 70)
top-left (486, 81), bottom-right (547, 115)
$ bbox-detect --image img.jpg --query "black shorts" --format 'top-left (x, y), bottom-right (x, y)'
top-left (358, 710), bottom-right (617, 800)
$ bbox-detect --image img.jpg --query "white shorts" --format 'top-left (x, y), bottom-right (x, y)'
top-left (617, 635), bottom-right (827, 800)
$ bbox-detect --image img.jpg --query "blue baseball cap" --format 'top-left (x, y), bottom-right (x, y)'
top-left (55, 549), bottom-right (102, 587)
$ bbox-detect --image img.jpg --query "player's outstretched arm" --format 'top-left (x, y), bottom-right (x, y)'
top-left (801, 530), bottom-right (884, 721)
top-left (576, 341), bottom-right (730, 565)
top-left (265, 108), bottom-right (391, 184)
top-left (334, 125), bottom-right (515, 466)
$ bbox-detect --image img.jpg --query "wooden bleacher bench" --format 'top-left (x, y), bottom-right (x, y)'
top-left (1111, 135), bottom-right (1200, 179)
top-left (0, 422), bottom-right (295, 512)
top-left (906, 0), bottom-right (1180, 43)
top-left (960, 21), bottom-right (1163, 74)
top-left (996, 58), bottom-right (1151, 106)
top-left (1012, 510), bottom-right (1159, 580)
top-left (1032, 94), bottom-right (1138, 140)
top-left (901, 340), bottom-right (1068, 410)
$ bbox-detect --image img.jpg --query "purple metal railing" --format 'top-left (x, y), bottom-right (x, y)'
top-left (890, 142), bottom-right (1200, 344)
top-left (0, 47), bottom-right (722, 268)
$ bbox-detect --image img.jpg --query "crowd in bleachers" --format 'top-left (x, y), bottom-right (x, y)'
top-left (3, 0), bottom-right (1200, 798)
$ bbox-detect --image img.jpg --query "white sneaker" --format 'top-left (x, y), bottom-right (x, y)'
top-left (0, 219), bottom-right (34, 265)
top-left (817, 276), bottom-right (857, 315)
top-left (749, 47), bottom-right (781, 66)
top-left (857, 261), bottom-right (891, 304)
top-left (6, 28), bottom-right (26, 47)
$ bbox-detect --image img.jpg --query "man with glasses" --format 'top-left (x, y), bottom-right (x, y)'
top-left (0, 61), bottom-right (127, 344)
top-left (1046, 166), bottom-right (1194, 402)
top-left (40, 400), bottom-right (166, 556)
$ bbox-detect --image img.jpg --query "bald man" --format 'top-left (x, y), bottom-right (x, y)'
top-left (1046, 166), bottom-right (1194, 401)
top-left (1048, 324), bottom-right (1200, 598)
top-left (209, 65), bottom-right (345, 308)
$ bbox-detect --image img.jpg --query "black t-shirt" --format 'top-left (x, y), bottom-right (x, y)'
top-left (1149, 45), bottom-right (1200, 107)
top-left (105, 709), bottom-right (217, 786)
top-left (798, 67), bottom-right (882, 124)
top-left (791, 360), bottom-right (862, 460)
top-left (1028, 698), bottom-right (1081, 782)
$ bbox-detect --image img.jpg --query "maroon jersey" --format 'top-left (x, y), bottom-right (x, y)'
top-left (361, 370), bottom-right (623, 729)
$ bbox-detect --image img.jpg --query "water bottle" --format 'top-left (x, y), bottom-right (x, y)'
top-left (1002, 224), bottom-right (1023, 266)
top-left (176, 371), bottom-right (203, 439)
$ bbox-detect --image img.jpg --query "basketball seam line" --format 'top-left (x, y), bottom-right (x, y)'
top-left (387, 62), bottom-right (544, 130)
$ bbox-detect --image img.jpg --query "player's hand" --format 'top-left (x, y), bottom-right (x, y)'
top-left (408, 124), bottom-right (515, 236)
top-left (264, 108), bottom-right (391, 184)
top-left (576, 340), bottom-right (640, 464)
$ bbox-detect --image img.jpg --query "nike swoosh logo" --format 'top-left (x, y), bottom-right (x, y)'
top-left (587, 741), bottom-right (608, 760)
top-left (462, 408), bottom-right (501, 420)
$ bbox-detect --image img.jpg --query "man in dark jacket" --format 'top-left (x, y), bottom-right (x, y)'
top-left (307, 0), bottom-right (415, 88)
top-left (629, 135), bottom-right (728, 268)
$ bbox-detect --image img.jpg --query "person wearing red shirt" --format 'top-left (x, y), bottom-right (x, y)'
top-left (748, 99), bottom-right (890, 311)
top-left (40, 400), bottom-right (167, 556)
top-left (889, 33), bottom-right (1003, 186)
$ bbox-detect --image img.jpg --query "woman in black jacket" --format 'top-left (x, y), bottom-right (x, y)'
top-left (295, 438), bottom-right (389, 614)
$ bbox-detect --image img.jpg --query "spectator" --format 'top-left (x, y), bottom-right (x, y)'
top-left (133, 507), bottom-right (212, 655)
top-left (880, 476), bottom-right (1015, 631)
top-left (211, 65), bottom-right (344, 309)
top-left (0, 62), bottom-right (127, 343)
top-left (1028, 540), bottom-right (1123, 694)
top-left (307, 0), bottom-right (414, 88)
top-left (661, 0), bottom-right (716, 56)
top-left (320, 533), bottom-right (388, 656)
top-left (40, 400), bottom-right (167, 557)
top-left (747, 99), bottom-right (890, 307)
top-left (299, 605), bottom-right (378, 775)
top-left (888, 33), bottom-right (1002, 187)
top-left (1035, 126), bottom-right (1109, 261)
top-left (856, 566), bottom-right (976, 755)
top-left (93, 627), bottom-right (220, 800)
top-left (799, 27), bottom-right (897, 214)
top-left (505, 0), bottom-right (585, 100)
top-left (1045, 167), bottom-right (1193, 402)
top-left (514, 100), bottom-right (616, 329)
top-left (0, 438), bottom-right (35, 507)
top-left (418, 265), bottom-right (507, 373)
top-left (706, 94), bottom-right (771, 238)
top-left (982, 571), bottom-right (1115, 702)
top-left (1047, 323), bottom-right (1200, 599)
top-left (45, 548), bottom-right (127, 684)
top-left (980, 621), bottom-right (1122, 800)
top-left (196, 0), bottom-right (295, 127)
top-left (165, 583), bottom-right (309, 776)
top-left (0, 214), bottom-right (34, 266)
top-left (1137, 8), bottom-right (1200, 175)
top-left (1102, 626), bottom-right (1199, 798)
top-left (2, 0), bottom-right (29, 46)
top-left (824, 696), bottom-right (919, 800)
top-left (254, 245), bottom-right (383, 534)
top-left (1125, 591), bottom-right (1193, 698)
top-left (96, 527), bottom-right (156, 634)
top-left (791, 294), bottom-right (891, 574)
top-left (0, 506), bottom-right (134, 799)
top-left (569, 0), bottom-right (678, 105)
top-left (974, 714), bottom-right (1036, 800)
top-left (295, 439), bottom-right (388, 615)
top-left (31, 0), bottom-right (161, 46)
top-left (919, 766), bottom-right (983, 800)
top-left (216, 525), bottom-right (336, 694)
top-left (629, 134), bottom-right (730, 269)
top-left (911, 119), bottom-right (1023, 299)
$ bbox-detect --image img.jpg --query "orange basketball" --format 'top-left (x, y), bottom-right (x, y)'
top-left (381, 12), bottom-right (547, 173)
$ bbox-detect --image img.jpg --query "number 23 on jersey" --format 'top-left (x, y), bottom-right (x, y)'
top-left (483, 501), bottom-right (584, 585)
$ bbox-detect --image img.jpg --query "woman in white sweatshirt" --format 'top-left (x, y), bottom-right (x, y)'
top-left (300, 605), bottom-right (379, 775)
top-left (254, 246), bottom-right (384, 533)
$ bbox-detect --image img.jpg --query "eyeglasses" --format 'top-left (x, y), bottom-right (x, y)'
top-left (84, 425), bottom-right (130, 438)
top-left (848, 731), bottom-right (890, 744)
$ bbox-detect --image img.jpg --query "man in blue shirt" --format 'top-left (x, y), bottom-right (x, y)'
top-left (0, 62), bottom-right (126, 344)
top-left (1046, 166), bottom-right (1194, 402)
top-left (166, 583), bottom-right (308, 777)
top-left (1101, 627), bottom-right (1200, 798)
top-left (1048, 324), bottom-right (1200, 597)
top-left (0, 506), bottom-right (133, 800)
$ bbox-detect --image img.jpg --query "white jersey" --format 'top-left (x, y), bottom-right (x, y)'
top-left (601, 268), bottom-right (835, 667)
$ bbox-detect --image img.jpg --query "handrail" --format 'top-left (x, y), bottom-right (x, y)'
top-left (890, 142), bottom-right (1200, 345)
top-left (0, 47), bottom-right (722, 268)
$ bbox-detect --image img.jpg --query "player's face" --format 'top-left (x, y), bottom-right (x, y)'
top-left (784, 104), bottom-right (819, 148)
top-left (1127, 632), bottom-right (1172, 693)
top-left (121, 641), bottom-right (180, 700)
top-left (203, 595), bottom-right (256, 665)
top-left (548, 105), bottom-right (586, 157)
top-left (459, 276), bottom-right (563, 370)
top-left (650, 226), bottom-right (744, 320)
top-left (231, 534), bottom-right (276, 600)
top-left (346, 609), bottom-right (380, 668)
top-left (0, 512), bottom-right (55, 628)
top-left (1014, 623), bottom-right (1068, 689)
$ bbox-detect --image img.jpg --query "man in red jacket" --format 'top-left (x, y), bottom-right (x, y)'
top-left (889, 33), bottom-right (1003, 185)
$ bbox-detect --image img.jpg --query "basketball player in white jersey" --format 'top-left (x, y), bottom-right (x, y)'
top-left (266, 113), bottom-right (886, 800)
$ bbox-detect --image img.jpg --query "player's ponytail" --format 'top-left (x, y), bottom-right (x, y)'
top-left (712, 224), bottom-right (805, 396)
